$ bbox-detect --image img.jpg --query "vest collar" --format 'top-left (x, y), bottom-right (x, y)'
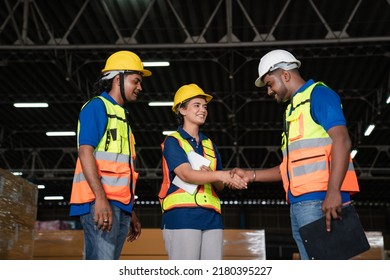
top-left (292, 79), bottom-right (315, 99)
top-left (177, 125), bottom-right (208, 142)
top-left (101, 91), bottom-right (127, 110)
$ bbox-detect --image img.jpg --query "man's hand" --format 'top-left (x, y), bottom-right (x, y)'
top-left (200, 166), bottom-right (248, 190)
top-left (229, 168), bottom-right (252, 183)
top-left (220, 170), bottom-right (248, 189)
top-left (322, 189), bottom-right (342, 232)
top-left (94, 197), bottom-right (112, 232)
top-left (126, 211), bottom-right (142, 242)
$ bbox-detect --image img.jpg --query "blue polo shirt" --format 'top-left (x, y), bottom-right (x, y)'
top-left (69, 92), bottom-right (133, 216)
top-left (161, 126), bottom-right (224, 230)
top-left (287, 79), bottom-right (350, 204)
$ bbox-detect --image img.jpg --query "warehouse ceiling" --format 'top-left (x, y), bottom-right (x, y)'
top-left (0, 0), bottom-right (389, 218)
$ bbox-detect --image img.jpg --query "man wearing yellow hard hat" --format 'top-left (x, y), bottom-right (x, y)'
top-left (158, 83), bottom-right (247, 259)
top-left (70, 51), bottom-right (151, 260)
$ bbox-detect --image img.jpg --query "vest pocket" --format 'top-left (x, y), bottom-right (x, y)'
top-left (289, 152), bottom-right (329, 188)
top-left (286, 112), bottom-right (304, 142)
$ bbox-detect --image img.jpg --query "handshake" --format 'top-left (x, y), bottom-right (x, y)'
top-left (201, 166), bottom-right (254, 190)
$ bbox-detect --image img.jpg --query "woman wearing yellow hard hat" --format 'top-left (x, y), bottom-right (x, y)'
top-left (158, 83), bottom-right (247, 260)
top-left (69, 50), bottom-right (151, 259)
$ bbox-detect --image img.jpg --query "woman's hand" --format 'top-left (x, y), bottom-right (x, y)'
top-left (220, 170), bottom-right (248, 189)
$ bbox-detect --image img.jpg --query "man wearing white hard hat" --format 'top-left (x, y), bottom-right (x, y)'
top-left (231, 49), bottom-right (360, 259)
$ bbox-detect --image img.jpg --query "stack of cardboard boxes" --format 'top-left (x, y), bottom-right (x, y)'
top-left (0, 169), bottom-right (37, 259)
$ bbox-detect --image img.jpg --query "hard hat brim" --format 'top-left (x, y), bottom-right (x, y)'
top-left (101, 68), bottom-right (152, 77)
top-left (255, 76), bottom-right (264, 87)
top-left (141, 69), bottom-right (152, 77)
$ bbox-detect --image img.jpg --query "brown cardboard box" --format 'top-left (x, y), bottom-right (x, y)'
top-left (0, 169), bottom-right (38, 259)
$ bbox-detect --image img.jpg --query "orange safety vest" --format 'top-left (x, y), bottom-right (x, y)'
top-left (280, 82), bottom-right (359, 199)
top-left (70, 96), bottom-right (138, 205)
top-left (158, 132), bottom-right (221, 213)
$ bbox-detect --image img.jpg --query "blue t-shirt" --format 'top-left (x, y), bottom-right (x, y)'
top-left (161, 126), bottom-right (224, 230)
top-left (287, 80), bottom-right (350, 204)
top-left (69, 92), bottom-right (133, 216)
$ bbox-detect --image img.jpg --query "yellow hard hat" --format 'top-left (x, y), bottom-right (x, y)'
top-left (101, 50), bottom-right (152, 77)
top-left (172, 84), bottom-right (213, 112)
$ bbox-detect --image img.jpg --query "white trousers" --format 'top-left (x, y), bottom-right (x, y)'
top-left (162, 229), bottom-right (223, 260)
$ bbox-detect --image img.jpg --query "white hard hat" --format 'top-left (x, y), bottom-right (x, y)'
top-left (254, 49), bottom-right (301, 87)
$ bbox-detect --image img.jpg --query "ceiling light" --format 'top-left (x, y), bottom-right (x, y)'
top-left (143, 61), bottom-right (170, 67)
top-left (37, 185), bottom-right (46, 189)
top-left (148, 101), bottom-right (174, 107)
top-left (44, 196), bottom-right (64, 200)
top-left (364, 124), bottom-right (375, 136)
top-left (14, 103), bottom-right (49, 108)
top-left (46, 131), bottom-right (76, 136)
top-left (350, 149), bottom-right (358, 159)
top-left (11, 171), bottom-right (23, 176)
top-left (162, 131), bottom-right (175, 135)
top-left (386, 96), bottom-right (390, 104)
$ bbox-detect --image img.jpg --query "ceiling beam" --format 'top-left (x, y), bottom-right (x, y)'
top-left (1, 36), bottom-right (390, 50)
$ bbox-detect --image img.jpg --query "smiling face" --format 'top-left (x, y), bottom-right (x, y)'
top-left (262, 69), bottom-right (292, 104)
top-left (123, 73), bottom-right (143, 102)
top-left (110, 73), bottom-right (143, 105)
top-left (179, 97), bottom-right (208, 126)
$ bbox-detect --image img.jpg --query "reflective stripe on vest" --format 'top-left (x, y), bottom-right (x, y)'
top-left (158, 132), bottom-right (221, 213)
top-left (70, 96), bottom-right (137, 204)
top-left (280, 82), bottom-right (359, 199)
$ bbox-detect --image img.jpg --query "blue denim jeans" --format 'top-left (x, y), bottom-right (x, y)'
top-left (290, 200), bottom-right (324, 260)
top-left (80, 203), bottom-right (131, 260)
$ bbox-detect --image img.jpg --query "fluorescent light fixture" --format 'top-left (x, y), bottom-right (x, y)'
top-left (162, 131), bottom-right (175, 135)
top-left (44, 196), bottom-right (64, 200)
top-left (46, 131), bottom-right (76, 136)
top-left (350, 149), bottom-right (358, 159)
top-left (11, 171), bottom-right (23, 176)
top-left (148, 101), bottom-right (174, 107)
top-left (364, 124), bottom-right (375, 136)
top-left (14, 102), bottom-right (49, 108)
top-left (386, 96), bottom-right (390, 104)
top-left (143, 61), bottom-right (170, 67)
top-left (37, 185), bottom-right (46, 189)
